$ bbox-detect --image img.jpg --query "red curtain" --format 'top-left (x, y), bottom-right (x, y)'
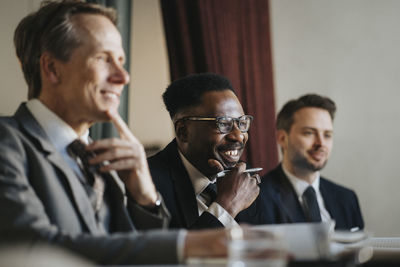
top-left (161, 0), bottom-right (278, 173)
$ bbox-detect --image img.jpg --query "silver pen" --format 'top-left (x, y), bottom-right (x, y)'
top-left (216, 167), bottom-right (263, 178)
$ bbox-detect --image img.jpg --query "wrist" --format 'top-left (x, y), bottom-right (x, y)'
top-left (216, 199), bottom-right (239, 218)
top-left (134, 188), bottom-right (158, 206)
top-left (141, 192), bottom-right (162, 213)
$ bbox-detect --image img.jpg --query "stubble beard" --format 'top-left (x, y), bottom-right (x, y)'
top-left (291, 152), bottom-right (328, 173)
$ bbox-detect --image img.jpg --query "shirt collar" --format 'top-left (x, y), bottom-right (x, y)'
top-left (26, 99), bottom-right (89, 152)
top-left (282, 164), bottom-right (320, 197)
top-left (178, 150), bottom-right (213, 196)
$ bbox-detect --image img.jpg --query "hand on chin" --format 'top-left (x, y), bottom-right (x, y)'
top-left (208, 159), bottom-right (224, 173)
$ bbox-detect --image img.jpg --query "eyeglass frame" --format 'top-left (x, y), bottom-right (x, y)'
top-left (175, 115), bottom-right (254, 134)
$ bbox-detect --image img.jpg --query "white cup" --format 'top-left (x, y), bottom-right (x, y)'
top-left (228, 227), bottom-right (288, 267)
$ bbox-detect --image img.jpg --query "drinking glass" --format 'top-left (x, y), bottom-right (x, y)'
top-left (228, 227), bottom-right (288, 267)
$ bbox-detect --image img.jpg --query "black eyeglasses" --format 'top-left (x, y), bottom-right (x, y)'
top-left (178, 115), bottom-right (253, 134)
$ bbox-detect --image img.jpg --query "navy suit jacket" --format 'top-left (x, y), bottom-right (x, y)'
top-left (257, 165), bottom-right (364, 230)
top-left (148, 140), bottom-right (263, 229)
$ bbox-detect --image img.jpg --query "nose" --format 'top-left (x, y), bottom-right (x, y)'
top-left (314, 133), bottom-right (324, 147)
top-left (225, 122), bottom-right (246, 143)
top-left (108, 63), bottom-right (130, 85)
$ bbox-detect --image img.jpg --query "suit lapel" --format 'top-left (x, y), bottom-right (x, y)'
top-left (319, 178), bottom-right (339, 224)
top-left (164, 141), bottom-right (200, 227)
top-left (272, 166), bottom-right (307, 223)
top-left (14, 104), bottom-right (100, 234)
top-left (47, 153), bottom-right (99, 233)
top-left (105, 171), bottom-right (135, 232)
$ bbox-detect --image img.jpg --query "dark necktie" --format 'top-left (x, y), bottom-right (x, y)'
top-left (200, 183), bottom-right (217, 206)
top-left (302, 186), bottom-right (322, 222)
top-left (68, 139), bottom-right (105, 213)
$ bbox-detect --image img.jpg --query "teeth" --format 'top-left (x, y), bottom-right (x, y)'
top-left (104, 92), bottom-right (118, 99)
top-left (224, 150), bottom-right (238, 157)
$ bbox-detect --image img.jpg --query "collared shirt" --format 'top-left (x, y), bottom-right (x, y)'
top-left (282, 165), bottom-right (331, 222)
top-left (26, 99), bottom-right (185, 262)
top-left (26, 99), bottom-right (89, 183)
top-left (26, 100), bottom-right (111, 229)
top-left (26, 99), bottom-right (89, 148)
top-left (178, 150), bottom-right (239, 228)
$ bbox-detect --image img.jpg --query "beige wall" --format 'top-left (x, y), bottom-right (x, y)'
top-left (0, 0), bottom-right (40, 115)
top-left (130, 0), bottom-right (174, 150)
top-left (270, 0), bottom-right (400, 236)
top-left (1, 0), bottom-right (399, 237)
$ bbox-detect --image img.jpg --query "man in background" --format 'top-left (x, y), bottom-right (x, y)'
top-left (148, 73), bottom-right (262, 229)
top-left (258, 94), bottom-right (364, 230)
top-left (0, 1), bottom-right (227, 265)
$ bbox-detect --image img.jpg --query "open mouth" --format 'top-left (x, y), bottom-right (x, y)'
top-left (309, 150), bottom-right (326, 162)
top-left (101, 90), bottom-right (120, 102)
top-left (218, 146), bottom-right (243, 166)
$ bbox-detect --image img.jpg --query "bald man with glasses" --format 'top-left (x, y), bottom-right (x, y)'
top-left (148, 73), bottom-right (263, 229)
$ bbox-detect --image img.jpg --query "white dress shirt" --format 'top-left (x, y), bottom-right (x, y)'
top-left (26, 99), bottom-right (185, 262)
top-left (26, 99), bottom-right (88, 147)
top-left (179, 151), bottom-right (239, 228)
top-left (282, 165), bottom-right (332, 222)
top-left (26, 99), bottom-right (90, 183)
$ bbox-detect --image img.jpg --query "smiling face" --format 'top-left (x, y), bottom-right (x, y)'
top-left (39, 14), bottom-right (129, 131)
top-left (279, 107), bottom-right (333, 176)
top-left (177, 90), bottom-right (248, 177)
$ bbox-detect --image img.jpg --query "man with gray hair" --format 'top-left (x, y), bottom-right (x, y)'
top-left (0, 1), bottom-right (227, 265)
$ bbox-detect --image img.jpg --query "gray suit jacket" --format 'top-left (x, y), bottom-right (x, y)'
top-left (0, 104), bottom-right (178, 265)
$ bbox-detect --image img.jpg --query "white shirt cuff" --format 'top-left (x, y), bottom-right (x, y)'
top-left (177, 229), bottom-right (187, 263)
top-left (207, 202), bottom-right (239, 228)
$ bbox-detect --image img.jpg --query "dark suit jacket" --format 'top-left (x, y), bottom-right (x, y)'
top-left (148, 140), bottom-right (263, 229)
top-left (0, 104), bottom-right (178, 265)
top-left (257, 165), bottom-right (364, 230)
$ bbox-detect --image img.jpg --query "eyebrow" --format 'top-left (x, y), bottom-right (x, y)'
top-left (301, 126), bottom-right (333, 133)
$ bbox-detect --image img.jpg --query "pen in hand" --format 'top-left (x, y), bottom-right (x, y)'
top-left (216, 167), bottom-right (263, 178)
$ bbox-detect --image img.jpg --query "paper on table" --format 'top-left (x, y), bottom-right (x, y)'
top-left (367, 237), bottom-right (400, 260)
top-left (331, 234), bottom-right (400, 261)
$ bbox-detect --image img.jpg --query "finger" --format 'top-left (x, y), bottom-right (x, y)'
top-left (217, 162), bottom-right (247, 179)
top-left (252, 173), bottom-right (261, 185)
top-left (99, 159), bottom-right (140, 172)
top-left (208, 159), bottom-right (224, 172)
top-left (107, 109), bottom-right (137, 142)
top-left (86, 138), bottom-right (130, 151)
top-left (89, 147), bottom-right (138, 165)
top-left (236, 162), bottom-right (247, 172)
top-left (226, 162), bottom-right (247, 174)
top-left (245, 173), bottom-right (257, 185)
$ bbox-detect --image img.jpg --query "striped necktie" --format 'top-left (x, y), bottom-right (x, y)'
top-left (68, 139), bottom-right (105, 213)
top-left (200, 183), bottom-right (217, 206)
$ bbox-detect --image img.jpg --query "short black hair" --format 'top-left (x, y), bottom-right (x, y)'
top-left (277, 94), bottom-right (336, 132)
top-left (163, 73), bottom-right (235, 119)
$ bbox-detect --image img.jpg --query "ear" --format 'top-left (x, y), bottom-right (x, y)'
top-left (40, 52), bottom-right (60, 85)
top-left (175, 120), bottom-right (188, 143)
top-left (276, 129), bottom-right (288, 151)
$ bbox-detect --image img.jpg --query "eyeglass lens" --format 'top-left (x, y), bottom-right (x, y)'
top-left (217, 116), bottom-right (251, 133)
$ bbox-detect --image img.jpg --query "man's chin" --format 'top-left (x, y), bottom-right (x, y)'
top-left (217, 159), bottom-right (239, 170)
top-left (208, 157), bottom-right (237, 173)
top-left (95, 105), bottom-right (119, 121)
top-left (95, 111), bottom-right (112, 122)
top-left (217, 152), bottom-right (242, 169)
top-left (309, 161), bottom-right (328, 172)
